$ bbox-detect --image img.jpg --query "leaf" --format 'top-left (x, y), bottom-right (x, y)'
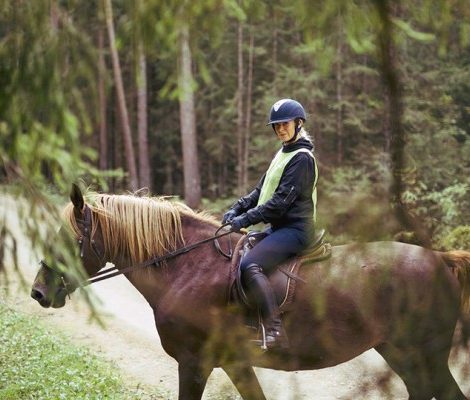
top-left (392, 18), bottom-right (435, 42)
top-left (347, 36), bottom-right (375, 54)
top-left (460, 22), bottom-right (470, 47)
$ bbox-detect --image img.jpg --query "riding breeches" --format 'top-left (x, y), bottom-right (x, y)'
top-left (240, 227), bottom-right (310, 274)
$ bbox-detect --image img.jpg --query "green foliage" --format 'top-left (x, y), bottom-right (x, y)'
top-left (195, 0), bottom-right (470, 242)
top-left (0, 0), bottom-right (104, 191)
top-left (201, 196), bottom-right (238, 217)
top-left (392, 18), bottom-right (435, 42)
top-left (1, 0), bottom-right (469, 254)
top-left (319, 152), bottom-right (398, 243)
top-left (0, 1), bottom-right (120, 281)
top-left (398, 50), bottom-right (470, 243)
top-left (0, 303), bottom-right (164, 399)
top-left (425, 183), bottom-right (469, 226)
top-left (440, 226), bottom-right (470, 251)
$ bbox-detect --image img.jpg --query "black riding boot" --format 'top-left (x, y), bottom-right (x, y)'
top-left (243, 264), bottom-right (284, 349)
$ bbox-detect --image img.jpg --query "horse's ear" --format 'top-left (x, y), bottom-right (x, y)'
top-left (70, 183), bottom-right (84, 211)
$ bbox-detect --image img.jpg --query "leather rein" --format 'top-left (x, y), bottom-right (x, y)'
top-left (40, 206), bottom-right (234, 291)
top-left (81, 225), bottom-right (234, 287)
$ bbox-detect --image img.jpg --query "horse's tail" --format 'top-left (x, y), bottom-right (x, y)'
top-left (442, 250), bottom-right (470, 313)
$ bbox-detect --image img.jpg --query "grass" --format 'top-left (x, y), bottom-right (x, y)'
top-left (0, 303), bottom-right (166, 400)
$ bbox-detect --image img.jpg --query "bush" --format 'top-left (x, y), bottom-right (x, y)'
top-left (439, 225), bottom-right (470, 250)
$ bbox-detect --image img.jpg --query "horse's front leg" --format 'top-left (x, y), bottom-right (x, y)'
top-left (178, 358), bottom-right (211, 400)
top-left (223, 364), bottom-right (267, 400)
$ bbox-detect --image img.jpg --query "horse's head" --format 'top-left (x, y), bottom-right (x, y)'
top-left (31, 184), bottom-right (107, 308)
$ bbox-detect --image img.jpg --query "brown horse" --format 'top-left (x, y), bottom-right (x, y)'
top-left (31, 185), bottom-right (470, 400)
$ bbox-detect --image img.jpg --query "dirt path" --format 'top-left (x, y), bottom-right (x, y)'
top-left (2, 195), bottom-right (468, 399)
top-left (5, 274), bottom-right (408, 400)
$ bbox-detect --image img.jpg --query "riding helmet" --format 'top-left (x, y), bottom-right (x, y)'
top-left (267, 99), bottom-right (307, 125)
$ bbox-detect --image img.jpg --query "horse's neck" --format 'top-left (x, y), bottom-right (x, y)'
top-left (110, 253), bottom-right (167, 306)
top-left (180, 214), bottom-right (218, 246)
top-left (108, 214), bottom-right (230, 308)
top-left (167, 215), bottom-right (233, 303)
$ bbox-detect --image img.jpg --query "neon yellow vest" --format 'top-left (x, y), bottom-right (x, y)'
top-left (257, 148), bottom-right (318, 222)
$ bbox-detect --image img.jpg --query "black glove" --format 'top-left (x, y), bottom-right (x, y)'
top-left (230, 215), bottom-right (250, 232)
top-left (222, 209), bottom-right (238, 224)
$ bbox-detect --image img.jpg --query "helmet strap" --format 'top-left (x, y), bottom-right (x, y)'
top-left (284, 121), bottom-right (302, 144)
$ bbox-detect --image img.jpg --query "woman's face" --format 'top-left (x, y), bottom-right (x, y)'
top-left (274, 120), bottom-right (299, 143)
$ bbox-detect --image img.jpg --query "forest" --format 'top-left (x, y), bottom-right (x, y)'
top-left (1, 0), bottom-right (469, 255)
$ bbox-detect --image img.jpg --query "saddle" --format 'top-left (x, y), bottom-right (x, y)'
top-left (229, 229), bottom-right (332, 315)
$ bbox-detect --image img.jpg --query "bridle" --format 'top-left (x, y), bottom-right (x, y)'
top-left (39, 206), bottom-right (234, 296)
top-left (39, 205), bottom-right (105, 297)
top-left (78, 205), bottom-right (104, 262)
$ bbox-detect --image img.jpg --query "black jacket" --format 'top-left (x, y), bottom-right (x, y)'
top-left (232, 137), bottom-right (316, 233)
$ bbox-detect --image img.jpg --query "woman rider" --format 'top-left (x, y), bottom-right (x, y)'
top-left (222, 98), bottom-right (318, 349)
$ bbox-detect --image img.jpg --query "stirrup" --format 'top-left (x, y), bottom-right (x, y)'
top-left (252, 323), bottom-right (287, 350)
top-left (251, 323), bottom-right (269, 350)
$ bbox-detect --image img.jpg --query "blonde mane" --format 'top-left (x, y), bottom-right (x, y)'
top-left (62, 192), bottom-right (217, 264)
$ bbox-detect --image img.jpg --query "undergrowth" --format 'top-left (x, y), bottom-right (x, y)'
top-left (0, 303), bottom-right (165, 399)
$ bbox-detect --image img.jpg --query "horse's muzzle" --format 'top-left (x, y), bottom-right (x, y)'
top-left (30, 286), bottom-right (66, 308)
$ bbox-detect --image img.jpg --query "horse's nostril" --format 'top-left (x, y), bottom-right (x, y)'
top-left (31, 288), bottom-right (44, 302)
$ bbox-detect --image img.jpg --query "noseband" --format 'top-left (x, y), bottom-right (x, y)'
top-left (39, 205), bottom-right (105, 297)
top-left (38, 259), bottom-right (73, 299)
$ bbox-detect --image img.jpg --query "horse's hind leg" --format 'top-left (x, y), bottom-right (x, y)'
top-left (376, 342), bottom-right (434, 400)
top-left (376, 342), bottom-right (467, 400)
top-left (426, 349), bottom-right (467, 400)
top-left (223, 364), bottom-right (267, 400)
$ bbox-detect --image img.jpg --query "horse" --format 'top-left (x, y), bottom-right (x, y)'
top-left (31, 185), bottom-right (470, 400)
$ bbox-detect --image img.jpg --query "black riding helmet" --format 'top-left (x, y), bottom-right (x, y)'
top-left (267, 99), bottom-right (307, 143)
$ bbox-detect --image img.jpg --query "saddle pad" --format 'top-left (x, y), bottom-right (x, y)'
top-left (301, 242), bottom-right (332, 264)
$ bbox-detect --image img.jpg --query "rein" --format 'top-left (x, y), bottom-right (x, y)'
top-left (40, 221), bottom-right (234, 291)
top-left (80, 227), bottom-right (233, 287)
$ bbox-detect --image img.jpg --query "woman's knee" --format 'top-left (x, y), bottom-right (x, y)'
top-left (240, 257), bottom-right (261, 273)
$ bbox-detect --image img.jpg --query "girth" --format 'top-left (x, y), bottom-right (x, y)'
top-left (229, 229), bottom-right (331, 312)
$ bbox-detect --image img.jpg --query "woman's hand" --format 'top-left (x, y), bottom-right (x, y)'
top-left (230, 215), bottom-right (250, 232)
top-left (222, 209), bottom-right (238, 224)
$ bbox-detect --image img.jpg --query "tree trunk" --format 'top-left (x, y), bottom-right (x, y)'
top-left (271, 10), bottom-right (278, 96)
top-left (236, 21), bottom-right (245, 195)
top-left (136, 41), bottom-right (151, 190)
top-left (243, 28), bottom-right (254, 191)
top-left (98, 28), bottom-right (108, 171)
top-left (178, 23), bottom-right (201, 208)
top-left (104, 0), bottom-right (138, 191)
top-left (383, 89), bottom-right (391, 153)
top-left (373, 0), bottom-right (430, 247)
top-left (50, 0), bottom-right (58, 30)
top-left (335, 17), bottom-right (344, 165)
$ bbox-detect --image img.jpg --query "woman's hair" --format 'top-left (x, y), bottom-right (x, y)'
top-left (294, 118), bottom-right (314, 146)
top-left (299, 127), bottom-right (313, 143)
